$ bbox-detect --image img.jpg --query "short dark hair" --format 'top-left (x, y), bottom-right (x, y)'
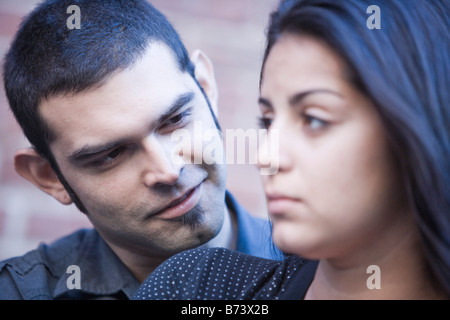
top-left (3, 0), bottom-right (201, 213)
top-left (262, 0), bottom-right (450, 295)
top-left (4, 0), bottom-right (194, 160)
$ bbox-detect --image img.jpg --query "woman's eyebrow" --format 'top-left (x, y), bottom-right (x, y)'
top-left (288, 89), bottom-right (343, 106)
top-left (259, 89), bottom-right (343, 110)
top-left (258, 97), bottom-right (273, 110)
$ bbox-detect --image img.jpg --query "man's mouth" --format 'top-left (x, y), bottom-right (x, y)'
top-left (152, 183), bottom-right (203, 219)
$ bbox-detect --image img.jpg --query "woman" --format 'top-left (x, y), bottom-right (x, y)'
top-left (134, 0), bottom-right (449, 299)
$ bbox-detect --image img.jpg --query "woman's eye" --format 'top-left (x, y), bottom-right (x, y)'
top-left (304, 115), bottom-right (328, 131)
top-left (258, 117), bottom-right (273, 129)
top-left (257, 114), bottom-right (328, 132)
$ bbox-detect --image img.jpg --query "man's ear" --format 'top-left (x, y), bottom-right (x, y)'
top-left (14, 148), bottom-right (73, 205)
top-left (190, 49), bottom-right (219, 116)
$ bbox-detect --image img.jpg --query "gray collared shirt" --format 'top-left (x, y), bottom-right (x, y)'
top-left (0, 192), bottom-right (282, 299)
top-left (0, 228), bottom-right (140, 299)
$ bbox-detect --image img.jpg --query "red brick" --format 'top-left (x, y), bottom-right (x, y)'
top-left (0, 1), bottom-right (279, 259)
top-left (0, 209), bottom-right (5, 234)
top-left (26, 214), bottom-right (93, 244)
top-left (0, 12), bottom-right (22, 36)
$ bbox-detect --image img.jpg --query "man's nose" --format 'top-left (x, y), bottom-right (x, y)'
top-left (142, 135), bottom-right (185, 187)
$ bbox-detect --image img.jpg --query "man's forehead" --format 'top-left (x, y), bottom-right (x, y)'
top-left (39, 43), bottom-right (195, 151)
top-left (40, 42), bottom-right (185, 110)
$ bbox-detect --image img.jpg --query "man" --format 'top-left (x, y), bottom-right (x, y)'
top-left (0, 0), bottom-right (281, 299)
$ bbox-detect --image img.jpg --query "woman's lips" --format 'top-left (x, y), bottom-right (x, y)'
top-left (154, 183), bottom-right (202, 219)
top-left (266, 194), bottom-right (303, 215)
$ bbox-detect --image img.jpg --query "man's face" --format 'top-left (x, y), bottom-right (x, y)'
top-left (39, 43), bottom-right (227, 258)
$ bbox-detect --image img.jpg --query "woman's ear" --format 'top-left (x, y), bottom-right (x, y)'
top-left (190, 49), bottom-right (219, 116)
top-left (14, 148), bottom-right (73, 205)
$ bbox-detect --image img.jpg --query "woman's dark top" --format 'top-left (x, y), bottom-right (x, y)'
top-left (133, 247), bottom-right (318, 300)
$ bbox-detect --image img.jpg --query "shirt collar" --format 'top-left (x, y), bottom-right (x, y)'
top-left (52, 229), bottom-right (140, 299)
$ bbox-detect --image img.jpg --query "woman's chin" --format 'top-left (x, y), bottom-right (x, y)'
top-left (272, 225), bottom-right (325, 260)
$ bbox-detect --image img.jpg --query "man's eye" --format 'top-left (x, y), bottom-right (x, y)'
top-left (170, 110), bottom-right (192, 124)
top-left (163, 109), bottom-right (192, 129)
top-left (168, 113), bottom-right (184, 125)
top-left (91, 148), bottom-right (124, 167)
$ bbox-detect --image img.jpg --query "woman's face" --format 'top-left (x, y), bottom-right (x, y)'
top-left (258, 34), bottom-right (411, 263)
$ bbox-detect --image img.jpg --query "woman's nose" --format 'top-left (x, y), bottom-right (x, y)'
top-left (257, 123), bottom-right (294, 175)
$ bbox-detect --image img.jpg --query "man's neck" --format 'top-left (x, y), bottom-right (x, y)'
top-left (101, 204), bottom-right (238, 283)
top-left (200, 204), bottom-right (237, 250)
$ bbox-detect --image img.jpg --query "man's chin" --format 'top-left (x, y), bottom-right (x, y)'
top-left (170, 205), bottom-right (205, 230)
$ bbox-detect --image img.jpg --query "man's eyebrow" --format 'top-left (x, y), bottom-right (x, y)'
top-left (68, 91), bottom-right (196, 165)
top-left (258, 89), bottom-right (343, 109)
top-left (68, 138), bottom-right (131, 165)
top-left (158, 91), bottom-right (195, 123)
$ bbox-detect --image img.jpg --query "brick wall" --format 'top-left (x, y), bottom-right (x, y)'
top-left (0, 0), bottom-right (279, 260)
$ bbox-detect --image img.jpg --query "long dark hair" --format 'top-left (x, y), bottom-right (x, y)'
top-left (262, 0), bottom-right (450, 295)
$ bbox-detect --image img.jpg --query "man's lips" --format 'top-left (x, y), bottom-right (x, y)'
top-left (152, 183), bottom-right (202, 219)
